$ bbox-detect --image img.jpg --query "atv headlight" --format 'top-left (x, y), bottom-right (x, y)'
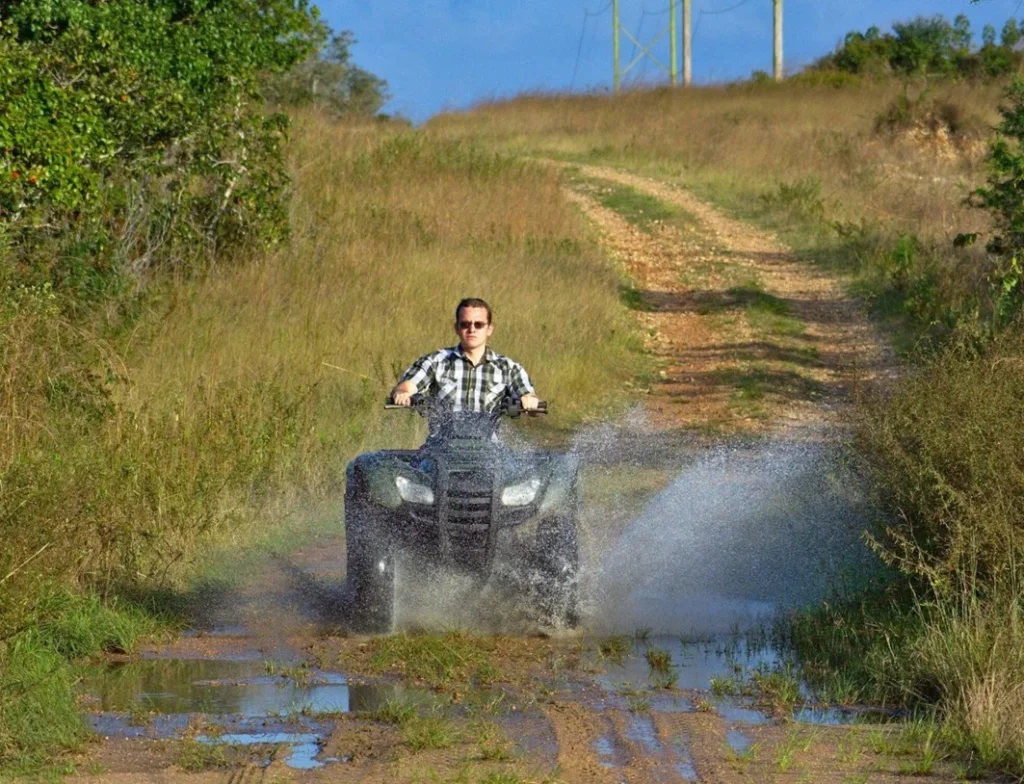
top-left (501, 477), bottom-right (542, 507)
top-left (395, 475), bottom-right (434, 505)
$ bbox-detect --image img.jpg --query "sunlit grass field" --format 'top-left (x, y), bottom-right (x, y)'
top-left (432, 80), bottom-right (1003, 340)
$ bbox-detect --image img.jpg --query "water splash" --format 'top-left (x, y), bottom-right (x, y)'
top-left (581, 430), bottom-right (873, 634)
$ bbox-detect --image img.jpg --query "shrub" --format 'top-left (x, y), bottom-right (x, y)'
top-left (814, 13), bottom-right (1024, 80)
top-left (0, 0), bottom-right (321, 297)
top-left (855, 328), bottom-right (1024, 594)
top-left (873, 92), bottom-right (976, 139)
top-left (759, 177), bottom-right (826, 225)
top-left (965, 78), bottom-right (1024, 327)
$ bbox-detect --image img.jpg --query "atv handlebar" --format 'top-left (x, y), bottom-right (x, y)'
top-left (385, 394), bottom-right (548, 417)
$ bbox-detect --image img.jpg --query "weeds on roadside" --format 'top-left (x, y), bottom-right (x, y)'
top-left (177, 739), bottom-right (232, 772)
top-left (597, 636), bottom-right (630, 665)
top-left (366, 632), bottom-right (502, 687)
top-left (402, 715), bottom-right (460, 751)
top-left (644, 647), bottom-right (672, 674)
top-left (627, 695), bottom-right (651, 713)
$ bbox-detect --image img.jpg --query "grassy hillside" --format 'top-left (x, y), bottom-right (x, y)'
top-left (0, 112), bottom-right (644, 771)
top-left (432, 81), bottom-right (1003, 342)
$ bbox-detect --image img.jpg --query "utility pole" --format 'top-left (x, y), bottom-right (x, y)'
top-left (683, 0), bottom-right (692, 85)
top-left (773, 0), bottom-right (783, 82)
top-left (669, 0), bottom-right (678, 85)
top-left (612, 1), bottom-right (678, 92)
top-left (613, 0), bottom-right (621, 93)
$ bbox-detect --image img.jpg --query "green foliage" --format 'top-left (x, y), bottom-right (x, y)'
top-left (263, 28), bottom-right (390, 117)
top-left (0, 590), bottom-right (159, 772)
top-left (0, 0), bottom-right (322, 296)
top-left (969, 78), bottom-right (1024, 327)
top-left (816, 13), bottom-right (1024, 80)
top-left (365, 632), bottom-right (503, 687)
top-left (856, 328), bottom-right (1024, 593)
top-left (759, 177), bottom-right (825, 225)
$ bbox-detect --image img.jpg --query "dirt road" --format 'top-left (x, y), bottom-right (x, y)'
top-left (68, 171), bottom-right (967, 783)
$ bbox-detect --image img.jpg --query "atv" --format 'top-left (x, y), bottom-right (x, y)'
top-left (343, 394), bottom-right (580, 633)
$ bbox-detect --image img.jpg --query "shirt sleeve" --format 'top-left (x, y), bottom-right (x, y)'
top-left (398, 351), bottom-right (439, 393)
top-left (507, 359), bottom-right (536, 398)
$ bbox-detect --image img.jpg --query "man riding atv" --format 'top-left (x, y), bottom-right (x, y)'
top-left (391, 298), bottom-right (541, 418)
top-left (344, 298), bottom-right (580, 633)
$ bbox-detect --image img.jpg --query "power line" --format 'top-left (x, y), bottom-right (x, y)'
top-left (571, 1), bottom-right (613, 88)
top-left (700, 0), bottom-right (754, 14)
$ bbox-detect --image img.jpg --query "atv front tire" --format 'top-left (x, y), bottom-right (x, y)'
top-left (534, 515), bottom-right (580, 629)
top-left (345, 496), bottom-right (395, 634)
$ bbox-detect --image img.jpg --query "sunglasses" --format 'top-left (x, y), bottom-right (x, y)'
top-left (458, 320), bottom-right (489, 330)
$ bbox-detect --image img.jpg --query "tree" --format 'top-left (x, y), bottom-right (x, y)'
top-left (966, 78), bottom-right (1024, 326)
top-left (891, 16), bottom-right (955, 75)
top-left (952, 14), bottom-right (972, 51)
top-left (1002, 19), bottom-right (1022, 48)
top-left (983, 24), bottom-right (997, 47)
top-left (264, 29), bottom-right (389, 117)
top-left (0, 0), bottom-right (322, 292)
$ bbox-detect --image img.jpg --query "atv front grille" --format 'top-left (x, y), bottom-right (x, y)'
top-left (438, 466), bottom-right (498, 572)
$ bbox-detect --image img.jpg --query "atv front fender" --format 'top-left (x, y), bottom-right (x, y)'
top-left (347, 451), bottom-right (416, 511)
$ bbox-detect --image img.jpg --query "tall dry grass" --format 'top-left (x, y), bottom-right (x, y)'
top-left (433, 82), bottom-right (1012, 334)
top-left (0, 112), bottom-right (642, 632)
top-left (433, 82), bottom-right (999, 240)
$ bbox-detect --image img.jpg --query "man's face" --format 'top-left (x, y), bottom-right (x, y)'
top-left (454, 306), bottom-right (493, 351)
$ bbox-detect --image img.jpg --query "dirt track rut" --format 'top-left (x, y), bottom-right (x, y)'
top-left (564, 164), bottom-right (893, 435)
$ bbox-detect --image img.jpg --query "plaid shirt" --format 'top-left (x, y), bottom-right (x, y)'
top-left (399, 346), bottom-right (535, 413)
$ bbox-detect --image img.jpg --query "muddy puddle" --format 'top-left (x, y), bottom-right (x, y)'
top-left (78, 658), bottom-right (432, 769)
top-left (590, 632), bottom-right (887, 729)
top-left (592, 635), bottom-right (782, 694)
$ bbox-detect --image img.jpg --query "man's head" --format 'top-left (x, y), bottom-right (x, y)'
top-left (454, 297), bottom-right (494, 353)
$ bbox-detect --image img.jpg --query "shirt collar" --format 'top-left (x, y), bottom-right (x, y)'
top-left (451, 345), bottom-right (496, 364)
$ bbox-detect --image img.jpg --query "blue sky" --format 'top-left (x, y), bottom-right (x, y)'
top-left (319, 1), bottom-right (1024, 122)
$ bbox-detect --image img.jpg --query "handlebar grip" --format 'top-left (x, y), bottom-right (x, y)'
top-left (525, 400), bottom-right (549, 416)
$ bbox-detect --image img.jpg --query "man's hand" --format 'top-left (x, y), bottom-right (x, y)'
top-left (521, 393), bottom-right (540, 411)
top-left (391, 381), bottom-right (417, 407)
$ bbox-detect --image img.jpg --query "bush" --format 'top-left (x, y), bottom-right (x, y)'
top-left (966, 78), bottom-right (1024, 327)
top-left (0, 0), bottom-right (321, 296)
top-left (855, 328), bottom-right (1024, 594)
top-left (814, 13), bottom-right (1024, 80)
top-left (873, 92), bottom-right (978, 139)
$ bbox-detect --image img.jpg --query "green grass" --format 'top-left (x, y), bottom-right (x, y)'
top-left (750, 670), bottom-right (802, 707)
top-left (564, 171), bottom-right (683, 233)
top-left (177, 739), bottom-right (233, 772)
top-left (366, 632), bottom-right (502, 687)
top-left (472, 721), bottom-right (515, 762)
top-left (644, 647), bottom-right (672, 674)
top-left (725, 279), bottom-right (807, 337)
top-left (597, 182), bottom-right (678, 231)
top-left (0, 590), bottom-right (162, 774)
top-left (619, 284), bottom-right (653, 311)
top-left (597, 635), bottom-right (631, 665)
top-left (627, 694), bottom-right (651, 713)
top-left (369, 698), bottom-right (419, 726)
top-left (402, 714), bottom-right (460, 751)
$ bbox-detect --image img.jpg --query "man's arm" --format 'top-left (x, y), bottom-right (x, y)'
top-left (391, 352), bottom-right (438, 406)
top-left (507, 360), bottom-right (539, 411)
top-left (391, 379), bottom-right (418, 407)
